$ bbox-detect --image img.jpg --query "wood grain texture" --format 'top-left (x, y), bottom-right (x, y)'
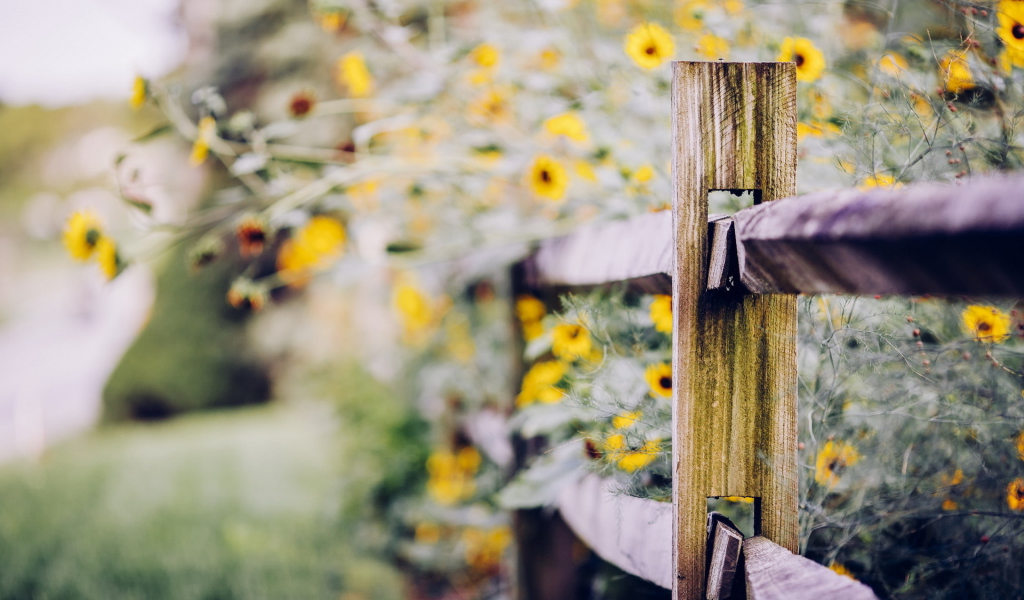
top-left (705, 514), bottom-right (743, 600)
top-left (743, 537), bottom-right (878, 600)
top-left (671, 61), bottom-right (798, 600)
top-left (556, 474), bottom-right (673, 589)
top-left (731, 174), bottom-right (1024, 295)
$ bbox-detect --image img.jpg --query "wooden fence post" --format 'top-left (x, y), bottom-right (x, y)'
top-left (670, 61), bottom-right (798, 599)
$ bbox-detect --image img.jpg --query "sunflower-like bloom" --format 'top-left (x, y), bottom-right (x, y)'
top-left (393, 281), bottom-right (434, 336)
top-left (551, 322), bottom-right (592, 360)
top-left (777, 37), bottom-right (826, 82)
top-left (543, 113), bottom-right (589, 143)
top-left (962, 305), bottom-right (1011, 343)
top-left (624, 23), bottom-right (675, 70)
top-left (877, 52), bottom-right (908, 76)
top-left (998, 1), bottom-right (1024, 54)
top-left (189, 116), bottom-right (216, 166)
top-left (674, 1), bottom-right (709, 32)
top-left (236, 216), bottom-right (269, 258)
top-left (95, 237), bottom-right (120, 280)
top-left (612, 410), bottom-right (642, 429)
top-left (814, 440), bottom-right (860, 487)
top-left (467, 87), bottom-right (513, 125)
top-left (527, 154), bottom-right (568, 201)
top-left (644, 362), bottom-right (673, 398)
top-left (462, 526), bottom-right (511, 572)
top-left (858, 173), bottom-right (902, 190)
top-left (604, 434), bottom-right (661, 472)
top-left (940, 49), bottom-right (974, 94)
top-left (63, 211), bottom-right (104, 261)
top-left (337, 51), bottom-right (374, 98)
top-left (696, 32), bottom-right (730, 60)
top-left (650, 295), bottom-right (673, 333)
top-left (1008, 477), bottom-right (1024, 511)
top-left (515, 295), bottom-right (546, 341)
top-left (277, 216), bottom-right (347, 286)
top-left (469, 43), bottom-right (500, 69)
top-left (517, 360), bottom-right (567, 406)
top-left (129, 76), bottom-right (147, 110)
top-left (426, 447), bottom-right (480, 505)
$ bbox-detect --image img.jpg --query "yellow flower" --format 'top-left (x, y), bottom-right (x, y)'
top-left (797, 121), bottom-right (842, 141)
top-left (997, 1), bottom-right (1024, 53)
top-left (1000, 47), bottom-right (1024, 72)
top-left (527, 154), bottom-right (568, 202)
top-left (516, 295), bottom-right (546, 341)
top-left (877, 52), bottom-right (908, 76)
top-left (777, 37), bottom-right (826, 82)
top-left (539, 47), bottom-right (561, 70)
top-left (650, 295), bottom-right (672, 333)
top-left (722, 496), bottom-right (755, 504)
top-left (315, 10), bottom-right (347, 32)
top-left (337, 51), bottom-right (374, 98)
top-left (941, 498), bottom-right (959, 511)
top-left (675, 1), bottom-right (709, 32)
top-left (644, 362), bottom-right (673, 398)
top-left (551, 323), bottom-right (592, 360)
top-left (277, 216), bottom-right (347, 286)
top-left (426, 450), bottom-right (477, 505)
top-left (574, 160), bottom-right (598, 183)
top-left (463, 526), bottom-right (512, 572)
top-left (814, 440), bottom-right (860, 487)
top-left (612, 411), bottom-right (642, 429)
top-left (95, 237), bottom-right (119, 280)
top-left (941, 469), bottom-right (965, 487)
top-left (63, 211), bottom-right (104, 261)
top-left (394, 281), bottom-right (434, 336)
top-left (468, 87), bottom-right (513, 125)
top-left (544, 113), bottom-right (589, 143)
top-left (189, 116), bottom-right (216, 166)
top-left (517, 360), bottom-right (567, 407)
top-left (624, 23), bottom-right (675, 70)
top-left (129, 76), bottom-right (147, 110)
top-left (962, 305), bottom-right (1011, 343)
top-left (696, 32), bottom-right (729, 60)
top-left (1008, 477), bottom-right (1024, 511)
top-left (604, 434), bottom-right (661, 472)
top-left (721, 0), bottom-right (743, 15)
top-left (470, 43), bottom-right (500, 69)
top-left (829, 563), bottom-right (855, 579)
top-left (633, 165), bottom-right (655, 184)
top-left (858, 173), bottom-right (902, 190)
top-left (415, 522), bottom-right (442, 545)
top-left (1016, 430), bottom-right (1024, 461)
top-left (940, 49), bottom-right (974, 94)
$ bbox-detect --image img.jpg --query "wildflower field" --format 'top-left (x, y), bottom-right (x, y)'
top-left (48, 0), bottom-right (1024, 598)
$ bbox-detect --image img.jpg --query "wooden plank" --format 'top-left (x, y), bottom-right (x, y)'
top-left (671, 61), bottom-right (799, 600)
top-left (555, 474), bottom-right (673, 590)
top-left (732, 174), bottom-right (1024, 295)
top-left (705, 513), bottom-right (743, 600)
top-left (744, 536), bottom-right (878, 600)
top-left (706, 217), bottom-right (737, 292)
top-left (526, 210), bottom-right (675, 287)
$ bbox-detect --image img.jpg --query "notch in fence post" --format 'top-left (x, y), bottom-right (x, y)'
top-left (670, 61), bottom-right (798, 599)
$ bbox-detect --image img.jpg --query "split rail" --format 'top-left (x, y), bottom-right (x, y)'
top-left (505, 60), bottom-right (1024, 600)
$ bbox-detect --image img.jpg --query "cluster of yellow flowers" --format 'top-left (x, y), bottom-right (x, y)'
top-left (426, 447), bottom-right (482, 505)
top-left (603, 409), bottom-right (662, 473)
top-left (515, 295), bottom-right (546, 341)
top-left (62, 211), bottom-right (120, 280)
top-left (276, 216), bottom-right (347, 287)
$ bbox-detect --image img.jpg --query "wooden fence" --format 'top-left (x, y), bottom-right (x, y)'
top-left (504, 60), bottom-right (1024, 600)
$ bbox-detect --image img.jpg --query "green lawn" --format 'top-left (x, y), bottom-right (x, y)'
top-left (0, 403), bottom-right (404, 600)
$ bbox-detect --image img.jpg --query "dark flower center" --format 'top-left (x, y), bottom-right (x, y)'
top-left (540, 169), bottom-right (551, 183)
top-left (645, 46), bottom-right (656, 55)
top-left (85, 228), bottom-right (101, 248)
top-left (795, 53), bottom-right (805, 67)
top-left (828, 459), bottom-right (845, 476)
top-left (659, 376), bottom-right (672, 389)
top-left (1014, 23), bottom-right (1024, 40)
top-left (567, 326), bottom-right (578, 338)
top-left (978, 321), bottom-right (991, 331)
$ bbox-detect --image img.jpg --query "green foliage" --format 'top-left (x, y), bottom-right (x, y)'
top-left (0, 404), bottom-right (404, 600)
top-left (102, 243), bottom-right (270, 421)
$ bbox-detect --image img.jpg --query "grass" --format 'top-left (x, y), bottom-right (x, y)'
top-left (0, 402), bottom-right (405, 600)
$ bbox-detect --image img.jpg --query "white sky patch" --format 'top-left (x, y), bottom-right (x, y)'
top-left (0, 0), bottom-right (186, 107)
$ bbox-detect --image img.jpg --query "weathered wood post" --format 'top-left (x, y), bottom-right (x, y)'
top-left (670, 61), bottom-right (798, 599)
